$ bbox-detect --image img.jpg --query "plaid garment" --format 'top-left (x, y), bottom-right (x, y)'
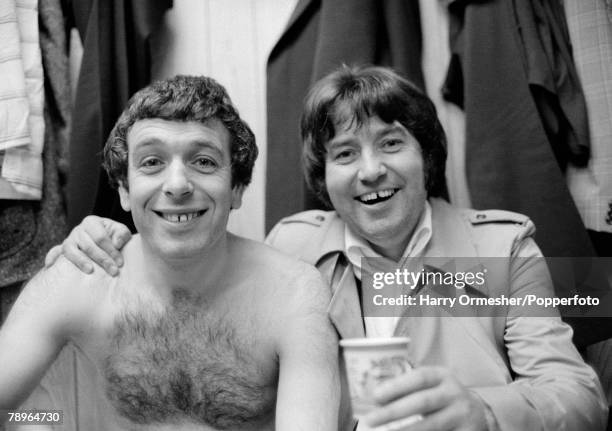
top-left (565, 0), bottom-right (612, 232)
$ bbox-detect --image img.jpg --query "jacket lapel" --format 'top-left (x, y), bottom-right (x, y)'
top-left (305, 213), bottom-right (365, 339)
top-left (328, 264), bottom-right (366, 339)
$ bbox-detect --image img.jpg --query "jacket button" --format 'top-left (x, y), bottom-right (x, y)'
top-left (476, 213), bottom-right (486, 220)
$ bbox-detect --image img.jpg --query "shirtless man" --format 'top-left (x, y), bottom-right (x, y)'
top-left (0, 75), bottom-right (339, 430)
top-left (52, 66), bottom-right (607, 431)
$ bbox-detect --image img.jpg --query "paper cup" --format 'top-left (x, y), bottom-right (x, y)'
top-left (340, 337), bottom-right (422, 430)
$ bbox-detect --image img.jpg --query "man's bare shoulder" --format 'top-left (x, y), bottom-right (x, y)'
top-left (228, 238), bottom-right (330, 307)
top-left (231, 238), bottom-right (319, 279)
top-left (18, 257), bottom-right (94, 306)
top-left (10, 256), bottom-right (111, 338)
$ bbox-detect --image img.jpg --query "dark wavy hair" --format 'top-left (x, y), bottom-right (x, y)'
top-left (104, 75), bottom-right (258, 189)
top-left (301, 65), bottom-right (447, 207)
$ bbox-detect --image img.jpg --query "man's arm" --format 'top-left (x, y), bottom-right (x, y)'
top-left (470, 237), bottom-right (607, 430)
top-left (274, 266), bottom-right (340, 431)
top-left (364, 238), bottom-right (608, 431)
top-left (44, 215), bottom-right (131, 276)
top-left (0, 259), bottom-right (94, 408)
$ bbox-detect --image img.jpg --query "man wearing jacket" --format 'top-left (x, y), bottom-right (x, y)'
top-left (47, 66), bottom-right (607, 431)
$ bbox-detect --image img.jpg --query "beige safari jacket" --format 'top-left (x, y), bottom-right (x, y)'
top-left (266, 198), bottom-right (607, 431)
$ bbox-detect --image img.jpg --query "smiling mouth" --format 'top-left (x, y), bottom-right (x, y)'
top-left (154, 210), bottom-right (206, 223)
top-left (356, 189), bottom-right (399, 205)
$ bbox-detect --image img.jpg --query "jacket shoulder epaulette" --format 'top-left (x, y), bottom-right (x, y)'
top-left (266, 210), bottom-right (336, 259)
top-left (277, 210), bottom-right (331, 227)
top-left (465, 209), bottom-right (530, 226)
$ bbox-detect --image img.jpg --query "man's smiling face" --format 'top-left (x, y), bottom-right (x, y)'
top-left (324, 114), bottom-right (426, 261)
top-left (118, 118), bottom-right (243, 260)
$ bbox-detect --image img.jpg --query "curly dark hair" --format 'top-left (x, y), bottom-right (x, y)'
top-left (103, 75), bottom-right (258, 189)
top-left (301, 65), bottom-right (447, 207)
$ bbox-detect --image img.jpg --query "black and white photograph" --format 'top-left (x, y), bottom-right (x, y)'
top-left (1, 1), bottom-right (611, 430)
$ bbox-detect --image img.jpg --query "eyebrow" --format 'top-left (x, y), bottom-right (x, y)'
top-left (325, 137), bottom-right (354, 150)
top-left (130, 138), bottom-right (163, 150)
top-left (131, 138), bottom-right (225, 157)
top-left (326, 123), bottom-right (406, 148)
top-left (190, 140), bottom-right (224, 157)
top-left (374, 124), bottom-right (406, 138)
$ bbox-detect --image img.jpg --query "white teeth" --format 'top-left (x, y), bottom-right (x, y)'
top-left (362, 192), bottom-right (378, 202)
top-left (359, 189), bottom-right (396, 202)
top-left (161, 212), bottom-right (201, 223)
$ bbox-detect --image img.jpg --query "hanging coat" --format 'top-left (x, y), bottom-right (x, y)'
top-left (67, 0), bottom-right (171, 231)
top-left (442, 0), bottom-right (594, 259)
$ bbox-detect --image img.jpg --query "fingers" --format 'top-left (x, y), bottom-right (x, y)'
top-left (373, 367), bottom-right (446, 404)
top-left (61, 231), bottom-right (95, 274)
top-left (364, 369), bottom-right (452, 427)
top-left (44, 245), bottom-right (62, 268)
top-left (363, 367), bottom-right (482, 430)
top-left (44, 216), bottom-right (129, 276)
top-left (70, 216), bottom-right (123, 275)
top-left (397, 404), bottom-right (460, 431)
top-left (401, 394), bottom-right (485, 431)
top-left (103, 218), bottom-right (132, 261)
top-left (65, 229), bottom-right (116, 276)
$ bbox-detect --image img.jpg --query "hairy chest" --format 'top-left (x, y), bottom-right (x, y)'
top-left (102, 298), bottom-right (278, 430)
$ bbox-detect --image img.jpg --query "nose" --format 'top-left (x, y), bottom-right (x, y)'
top-left (357, 152), bottom-right (387, 182)
top-left (162, 162), bottom-right (194, 198)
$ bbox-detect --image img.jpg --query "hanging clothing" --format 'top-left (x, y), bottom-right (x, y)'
top-left (512, 0), bottom-right (590, 169)
top-left (419, 0), bottom-right (470, 208)
top-left (564, 0), bottom-right (612, 415)
top-left (443, 0), bottom-right (595, 259)
top-left (265, 0), bottom-right (424, 231)
top-left (0, 0), bottom-right (69, 288)
top-left (0, 0), bottom-right (45, 200)
top-left (67, 0), bottom-right (172, 230)
top-left (565, 0), bottom-right (612, 234)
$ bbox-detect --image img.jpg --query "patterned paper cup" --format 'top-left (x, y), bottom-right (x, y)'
top-left (340, 337), bottom-right (422, 430)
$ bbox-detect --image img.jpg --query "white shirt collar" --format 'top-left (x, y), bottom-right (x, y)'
top-left (344, 201), bottom-right (432, 338)
top-left (344, 200), bottom-right (433, 279)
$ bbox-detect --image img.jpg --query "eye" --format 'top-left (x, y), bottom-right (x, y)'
top-left (331, 148), bottom-right (357, 164)
top-left (193, 156), bottom-right (219, 173)
top-left (139, 157), bottom-right (163, 172)
top-left (381, 139), bottom-right (403, 151)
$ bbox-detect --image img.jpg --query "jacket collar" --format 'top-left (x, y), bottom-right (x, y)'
top-left (423, 198), bottom-right (488, 297)
top-left (311, 199), bottom-right (488, 292)
top-left (302, 210), bottom-right (346, 266)
top-left (316, 199), bottom-right (489, 338)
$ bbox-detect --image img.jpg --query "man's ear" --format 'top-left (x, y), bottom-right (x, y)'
top-left (231, 185), bottom-right (245, 210)
top-left (118, 182), bottom-right (131, 212)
